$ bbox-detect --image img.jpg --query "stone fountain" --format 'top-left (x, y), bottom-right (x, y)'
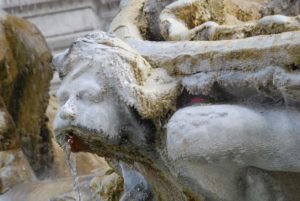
top-left (52, 0), bottom-right (300, 200)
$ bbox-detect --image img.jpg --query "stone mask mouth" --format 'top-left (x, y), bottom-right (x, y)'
top-left (55, 125), bottom-right (113, 155)
top-left (55, 125), bottom-right (150, 163)
top-left (55, 127), bottom-right (90, 153)
top-left (64, 130), bottom-right (89, 152)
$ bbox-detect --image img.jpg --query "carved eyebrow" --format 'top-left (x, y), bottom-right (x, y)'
top-left (69, 60), bottom-right (93, 81)
top-left (77, 89), bottom-right (98, 96)
top-left (56, 90), bottom-right (69, 100)
top-left (76, 85), bottom-right (105, 96)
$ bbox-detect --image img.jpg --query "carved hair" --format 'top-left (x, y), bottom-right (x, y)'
top-left (52, 31), bottom-right (179, 119)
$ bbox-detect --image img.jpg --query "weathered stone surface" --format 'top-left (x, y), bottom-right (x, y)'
top-left (46, 94), bottom-right (110, 178)
top-left (0, 149), bottom-right (36, 194)
top-left (0, 174), bottom-right (96, 201)
top-left (90, 171), bottom-right (124, 201)
top-left (53, 0), bottom-right (300, 201)
top-left (0, 106), bottom-right (18, 151)
top-left (0, 12), bottom-right (53, 178)
top-left (159, 0), bottom-right (267, 40)
top-left (262, 0), bottom-right (300, 16)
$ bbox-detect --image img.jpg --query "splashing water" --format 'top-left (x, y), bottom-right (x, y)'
top-left (64, 143), bottom-right (82, 201)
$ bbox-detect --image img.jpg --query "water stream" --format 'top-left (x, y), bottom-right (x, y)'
top-left (64, 143), bottom-right (82, 201)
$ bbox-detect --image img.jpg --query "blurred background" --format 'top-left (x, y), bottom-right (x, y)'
top-left (2, 0), bottom-right (121, 93)
top-left (1, 0), bottom-right (120, 53)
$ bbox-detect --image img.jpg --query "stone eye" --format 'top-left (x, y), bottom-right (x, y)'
top-left (76, 90), bottom-right (101, 103)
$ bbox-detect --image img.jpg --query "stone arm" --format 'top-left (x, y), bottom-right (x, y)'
top-left (165, 104), bottom-right (300, 200)
top-left (111, 0), bottom-right (300, 41)
top-left (159, 0), bottom-right (300, 41)
top-left (188, 15), bottom-right (300, 41)
top-left (167, 105), bottom-right (300, 172)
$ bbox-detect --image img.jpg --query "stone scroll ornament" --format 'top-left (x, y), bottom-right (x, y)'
top-left (52, 0), bottom-right (300, 200)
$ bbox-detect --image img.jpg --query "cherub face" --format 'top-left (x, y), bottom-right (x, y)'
top-left (53, 66), bottom-right (123, 152)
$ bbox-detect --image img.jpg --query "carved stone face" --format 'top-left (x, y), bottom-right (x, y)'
top-left (53, 63), bottom-right (124, 152)
top-left (52, 34), bottom-right (159, 156)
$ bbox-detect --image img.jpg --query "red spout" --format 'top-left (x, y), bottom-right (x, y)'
top-left (66, 133), bottom-right (89, 152)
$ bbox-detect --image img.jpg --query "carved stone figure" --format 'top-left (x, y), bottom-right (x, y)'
top-left (158, 0), bottom-right (300, 41)
top-left (53, 0), bottom-right (300, 200)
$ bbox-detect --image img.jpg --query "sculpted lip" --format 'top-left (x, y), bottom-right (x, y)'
top-left (65, 130), bottom-right (89, 152)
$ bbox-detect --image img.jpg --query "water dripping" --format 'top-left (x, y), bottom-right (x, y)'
top-left (64, 143), bottom-right (82, 201)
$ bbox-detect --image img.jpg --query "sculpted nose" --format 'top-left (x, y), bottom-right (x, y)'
top-left (59, 99), bottom-right (77, 121)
